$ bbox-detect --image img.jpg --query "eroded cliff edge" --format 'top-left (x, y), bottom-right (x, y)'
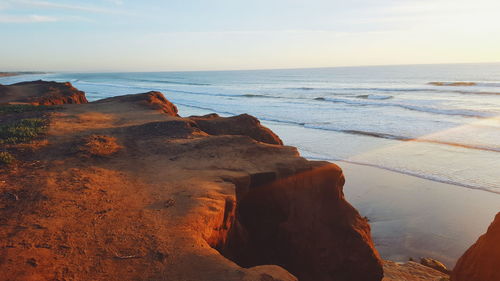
top-left (451, 212), bottom-right (500, 281)
top-left (0, 81), bottom-right (383, 280)
top-left (0, 80), bottom-right (87, 105)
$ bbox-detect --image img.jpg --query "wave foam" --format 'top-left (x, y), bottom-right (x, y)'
top-left (320, 97), bottom-right (494, 118)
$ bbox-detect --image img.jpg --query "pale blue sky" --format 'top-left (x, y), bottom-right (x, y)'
top-left (1, 0), bottom-right (500, 71)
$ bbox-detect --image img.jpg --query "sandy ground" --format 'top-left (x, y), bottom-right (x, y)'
top-left (1, 90), bottom-right (389, 281)
top-left (0, 95), bottom-right (305, 281)
top-left (342, 162), bottom-right (500, 268)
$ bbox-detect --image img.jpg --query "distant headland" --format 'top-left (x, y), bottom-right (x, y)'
top-left (0, 72), bottom-right (47, 77)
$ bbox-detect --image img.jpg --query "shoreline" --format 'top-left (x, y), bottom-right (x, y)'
top-left (2, 79), bottom-right (493, 280)
top-left (293, 151), bottom-right (500, 195)
top-left (181, 108), bottom-right (499, 268)
top-left (3, 79), bottom-right (498, 271)
top-left (260, 119), bottom-right (499, 195)
top-left (334, 158), bottom-right (500, 195)
top-left (341, 161), bottom-right (500, 268)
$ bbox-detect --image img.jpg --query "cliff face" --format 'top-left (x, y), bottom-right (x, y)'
top-left (216, 163), bottom-right (383, 281)
top-left (0, 80), bottom-right (87, 105)
top-left (0, 84), bottom-right (382, 280)
top-left (451, 212), bottom-right (500, 281)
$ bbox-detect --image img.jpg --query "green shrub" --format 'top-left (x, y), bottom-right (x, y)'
top-left (0, 118), bottom-right (47, 144)
top-left (0, 151), bottom-right (14, 165)
top-left (0, 104), bottom-right (59, 114)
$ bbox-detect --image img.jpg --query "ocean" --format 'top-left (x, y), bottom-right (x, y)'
top-left (3, 63), bottom-right (499, 194)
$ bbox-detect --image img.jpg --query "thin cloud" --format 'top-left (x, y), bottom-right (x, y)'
top-left (8, 0), bottom-right (127, 14)
top-left (146, 29), bottom-right (395, 38)
top-left (0, 14), bottom-right (58, 23)
top-left (104, 0), bottom-right (123, 5)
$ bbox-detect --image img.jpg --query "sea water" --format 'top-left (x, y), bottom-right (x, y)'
top-left (3, 63), bottom-right (500, 193)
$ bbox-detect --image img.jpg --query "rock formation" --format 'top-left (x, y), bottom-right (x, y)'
top-left (419, 258), bottom-right (450, 274)
top-left (383, 261), bottom-right (449, 281)
top-left (428, 82), bottom-right (476, 86)
top-left (95, 91), bottom-right (178, 116)
top-left (0, 80), bottom-right (87, 105)
top-left (0, 84), bottom-right (383, 281)
top-left (190, 113), bottom-right (283, 145)
top-left (217, 163), bottom-right (383, 281)
top-left (451, 212), bottom-right (500, 281)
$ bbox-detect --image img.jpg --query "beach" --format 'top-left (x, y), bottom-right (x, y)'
top-left (341, 162), bottom-right (500, 268)
top-left (266, 120), bottom-right (500, 268)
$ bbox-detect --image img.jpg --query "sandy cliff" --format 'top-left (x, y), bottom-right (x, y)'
top-left (451, 212), bottom-right (500, 281)
top-left (0, 80), bottom-right (87, 105)
top-left (0, 84), bottom-right (383, 281)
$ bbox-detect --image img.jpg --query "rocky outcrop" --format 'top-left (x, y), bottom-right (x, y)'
top-left (420, 258), bottom-right (449, 274)
top-left (383, 260), bottom-right (449, 281)
top-left (217, 162), bottom-right (384, 281)
top-left (451, 212), bottom-right (500, 281)
top-left (0, 80), bottom-right (87, 105)
top-left (190, 113), bottom-right (283, 145)
top-left (0, 85), bottom-right (382, 281)
top-left (428, 82), bottom-right (476, 86)
top-left (95, 91), bottom-right (178, 116)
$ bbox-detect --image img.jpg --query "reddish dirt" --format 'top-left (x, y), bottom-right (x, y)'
top-left (1, 89), bottom-right (383, 281)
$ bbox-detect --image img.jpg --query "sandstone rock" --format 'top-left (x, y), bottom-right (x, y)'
top-left (383, 260), bottom-right (449, 281)
top-left (420, 258), bottom-right (450, 274)
top-left (95, 91), bottom-right (178, 116)
top-left (190, 113), bottom-right (283, 145)
top-left (428, 82), bottom-right (476, 87)
top-left (216, 162), bottom-right (383, 281)
top-left (451, 212), bottom-right (500, 281)
top-left (0, 80), bottom-right (87, 105)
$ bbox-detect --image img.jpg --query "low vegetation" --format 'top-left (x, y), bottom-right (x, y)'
top-left (0, 151), bottom-right (15, 165)
top-left (0, 104), bottom-right (59, 115)
top-left (0, 118), bottom-right (47, 144)
top-left (78, 135), bottom-right (122, 157)
top-left (0, 105), bottom-right (54, 165)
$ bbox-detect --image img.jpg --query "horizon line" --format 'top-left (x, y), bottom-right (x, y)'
top-left (2, 60), bottom-right (500, 74)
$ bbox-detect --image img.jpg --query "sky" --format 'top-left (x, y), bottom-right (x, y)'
top-left (1, 0), bottom-right (500, 71)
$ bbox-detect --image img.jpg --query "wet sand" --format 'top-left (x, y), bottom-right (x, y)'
top-left (341, 162), bottom-right (500, 268)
